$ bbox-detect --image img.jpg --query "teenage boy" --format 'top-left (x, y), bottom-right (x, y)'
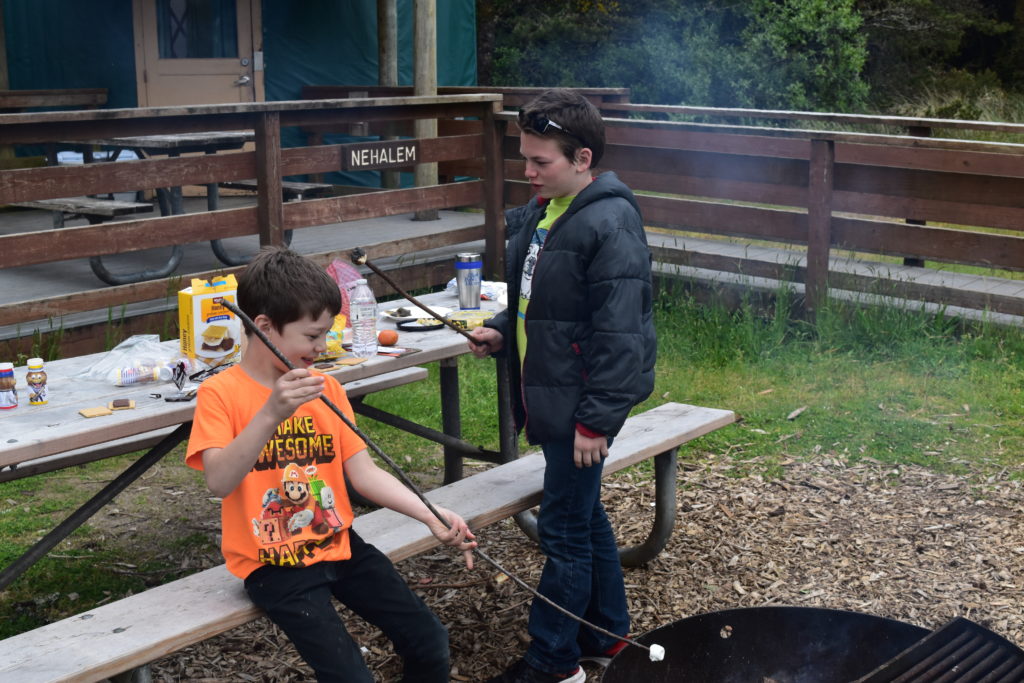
top-left (187, 246), bottom-right (477, 682)
top-left (468, 89), bottom-right (657, 683)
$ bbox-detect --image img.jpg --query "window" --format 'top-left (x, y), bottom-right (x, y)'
top-left (157, 0), bottom-right (238, 59)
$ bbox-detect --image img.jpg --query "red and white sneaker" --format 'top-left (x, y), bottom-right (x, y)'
top-left (579, 639), bottom-right (629, 667)
top-left (485, 658), bottom-right (585, 683)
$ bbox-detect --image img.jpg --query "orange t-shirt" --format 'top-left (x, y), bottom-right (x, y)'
top-left (186, 365), bottom-right (366, 579)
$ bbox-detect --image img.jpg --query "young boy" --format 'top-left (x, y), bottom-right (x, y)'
top-left (468, 89), bottom-right (657, 682)
top-left (187, 246), bottom-right (476, 682)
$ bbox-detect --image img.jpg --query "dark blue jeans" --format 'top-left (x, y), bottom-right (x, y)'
top-left (524, 436), bottom-right (630, 673)
top-left (244, 530), bottom-right (449, 682)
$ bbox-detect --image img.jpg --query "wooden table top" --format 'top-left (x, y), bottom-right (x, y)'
top-left (0, 291), bottom-right (503, 470)
top-left (63, 131), bottom-right (255, 154)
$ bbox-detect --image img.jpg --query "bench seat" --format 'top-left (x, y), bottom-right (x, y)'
top-left (0, 402), bottom-right (734, 683)
top-left (218, 178), bottom-right (334, 200)
top-left (11, 197), bottom-right (153, 219)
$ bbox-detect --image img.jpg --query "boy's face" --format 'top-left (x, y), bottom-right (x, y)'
top-left (264, 310), bottom-right (334, 371)
top-left (520, 133), bottom-right (593, 199)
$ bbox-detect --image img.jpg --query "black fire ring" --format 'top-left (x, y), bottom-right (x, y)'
top-left (603, 606), bottom-right (1024, 683)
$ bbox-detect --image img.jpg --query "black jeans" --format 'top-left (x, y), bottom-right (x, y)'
top-left (244, 530), bottom-right (449, 682)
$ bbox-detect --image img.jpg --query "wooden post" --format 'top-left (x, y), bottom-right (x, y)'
top-left (377, 0), bottom-right (400, 190)
top-left (805, 138), bottom-right (834, 319)
top-left (481, 104), bottom-right (506, 279)
top-left (255, 111), bottom-right (284, 246)
top-left (0, 0), bottom-right (13, 162)
top-left (413, 0), bottom-right (438, 221)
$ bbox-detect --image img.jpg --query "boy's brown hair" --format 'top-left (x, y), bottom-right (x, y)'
top-left (517, 88), bottom-right (605, 167)
top-left (237, 246), bottom-right (341, 333)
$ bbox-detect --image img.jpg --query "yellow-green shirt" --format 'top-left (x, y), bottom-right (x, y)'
top-left (517, 195), bottom-right (574, 366)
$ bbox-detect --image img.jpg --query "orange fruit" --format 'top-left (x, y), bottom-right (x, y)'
top-left (378, 329), bottom-right (399, 346)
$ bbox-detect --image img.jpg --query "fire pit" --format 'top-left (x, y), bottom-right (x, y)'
top-left (604, 606), bottom-right (1004, 683)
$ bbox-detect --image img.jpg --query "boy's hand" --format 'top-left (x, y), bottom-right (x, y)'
top-left (574, 431), bottom-right (609, 468)
top-left (266, 368), bottom-right (325, 421)
top-left (467, 327), bottom-right (502, 358)
top-left (428, 506), bottom-right (477, 569)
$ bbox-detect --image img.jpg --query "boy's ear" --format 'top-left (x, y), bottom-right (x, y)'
top-left (574, 147), bottom-right (593, 172)
top-left (253, 313), bottom-right (274, 334)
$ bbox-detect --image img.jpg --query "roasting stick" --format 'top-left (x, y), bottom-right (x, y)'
top-left (220, 298), bottom-right (665, 663)
top-left (349, 248), bottom-right (483, 345)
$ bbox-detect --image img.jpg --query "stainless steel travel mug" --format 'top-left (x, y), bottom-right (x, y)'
top-left (455, 252), bottom-right (482, 309)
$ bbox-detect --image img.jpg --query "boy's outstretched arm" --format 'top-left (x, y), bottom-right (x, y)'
top-left (201, 368), bottom-right (326, 498)
top-left (345, 450), bottom-right (477, 569)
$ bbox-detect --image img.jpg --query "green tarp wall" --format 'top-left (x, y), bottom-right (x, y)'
top-left (3, 0), bottom-right (477, 107)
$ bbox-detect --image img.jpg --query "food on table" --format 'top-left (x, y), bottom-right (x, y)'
top-left (79, 406), bottom-right (113, 418)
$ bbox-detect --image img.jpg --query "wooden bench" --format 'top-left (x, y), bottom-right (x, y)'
top-left (11, 197), bottom-right (153, 227)
top-left (218, 178), bottom-right (335, 201)
top-left (0, 402), bottom-right (734, 683)
top-left (0, 366), bottom-right (429, 483)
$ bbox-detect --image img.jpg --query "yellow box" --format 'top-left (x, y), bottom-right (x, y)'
top-left (178, 275), bottom-right (241, 363)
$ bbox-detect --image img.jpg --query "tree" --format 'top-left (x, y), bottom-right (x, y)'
top-left (480, 0), bottom-right (871, 112)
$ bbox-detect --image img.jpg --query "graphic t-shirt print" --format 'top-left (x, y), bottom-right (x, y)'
top-left (251, 416), bottom-right (348, 567)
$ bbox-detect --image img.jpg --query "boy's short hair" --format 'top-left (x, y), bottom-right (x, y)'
top-left (517, 88), bottom-right (605, 167)
top-left (238, 246), bottom-right (341, 333)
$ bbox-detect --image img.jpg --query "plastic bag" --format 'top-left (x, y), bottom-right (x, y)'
top-left (444, 277), bottom-right (507, 303)
top-left (74, 335), bottom-right (197, 386)
top-left (326, 258), bottom-right (363, 321)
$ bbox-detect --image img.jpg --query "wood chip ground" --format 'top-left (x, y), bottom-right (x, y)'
top-left (149, 454), bottom-right (1024, 682)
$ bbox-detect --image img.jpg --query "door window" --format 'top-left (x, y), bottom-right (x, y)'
top-left (157, 0), bottom-right (238, 59)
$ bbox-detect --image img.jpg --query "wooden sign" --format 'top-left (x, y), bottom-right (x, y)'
top-left (341, 140), bottom-right (419, 171)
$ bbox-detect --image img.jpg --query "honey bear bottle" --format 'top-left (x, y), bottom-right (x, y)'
top-left (26, 357), bottom-right (48, 406)
top-left (0, 362), bottom-right (17, 409)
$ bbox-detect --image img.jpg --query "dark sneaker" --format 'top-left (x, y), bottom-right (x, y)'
top-left (579, 639), bottom-right (629, 667)
top-left (485, 658), bottom-right (585, 683)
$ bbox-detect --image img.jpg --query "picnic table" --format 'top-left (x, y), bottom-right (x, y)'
top-left (51, 131), bottom-right (256, 284)
top-left (0, 290), bottom-right (513, 589)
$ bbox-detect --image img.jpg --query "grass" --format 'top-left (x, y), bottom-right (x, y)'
top-left (1, 285), bottom-right (1023, 638)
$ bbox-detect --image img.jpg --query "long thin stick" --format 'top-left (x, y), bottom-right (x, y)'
top-left (349, 247), bottom-right (479, 344)
top-left (220, 298), bottom-right (655, 657)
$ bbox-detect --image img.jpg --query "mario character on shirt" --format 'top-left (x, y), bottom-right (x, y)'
top-left (253, 463), bottom-right (346, 543)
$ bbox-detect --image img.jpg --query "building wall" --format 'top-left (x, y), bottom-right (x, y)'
top-left (3, 0), bottom-right (477, 107)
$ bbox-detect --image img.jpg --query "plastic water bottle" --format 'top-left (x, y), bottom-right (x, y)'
top-left (349, 279), bottom-right (378, 359)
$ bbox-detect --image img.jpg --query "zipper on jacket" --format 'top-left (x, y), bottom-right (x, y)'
top-left (517, 210), bottom-right (569, 436)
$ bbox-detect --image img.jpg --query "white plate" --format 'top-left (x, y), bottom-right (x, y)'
top-left (381, 305), bottom-right (451, 322)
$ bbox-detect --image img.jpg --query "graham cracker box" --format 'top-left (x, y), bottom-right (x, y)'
top-left (178, 275), bottom-right (242, 365)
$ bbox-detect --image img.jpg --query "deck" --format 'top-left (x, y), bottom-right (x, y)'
top-left (0, 195), bottom-right (485, 341)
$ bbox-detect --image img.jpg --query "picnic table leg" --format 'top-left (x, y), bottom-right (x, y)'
top-left (109, 665), bottom-right (153, 683)
top-left (209, 229), bottom-right (294, 266)
top-left (0, 423), bottom-right (191, 591)
top-left (496, 362), bottom-right (541, 542)
top-left (617, 447), bottom-right (678, 567)
top-left (350, 401), bottom-right (502, 462)
top-left (440, 357), bottom-right (462, 484)
top-left (88, 244), bottom-right (185, 285)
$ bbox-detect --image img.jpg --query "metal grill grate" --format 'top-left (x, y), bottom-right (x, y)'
top-left (854, 617), bottom-right (1024, 682)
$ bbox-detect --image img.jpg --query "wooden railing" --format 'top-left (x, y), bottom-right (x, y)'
top-left (444, 105), bottom-right (1024, 319)
top-left (3, 90), bottom-right (1023, 347)
top-left (0, 95), bottom-right (505, 336)
top-left (301, 85), bottom-right (630, 112)
top-left (0, 88), bottom-right (108, 112)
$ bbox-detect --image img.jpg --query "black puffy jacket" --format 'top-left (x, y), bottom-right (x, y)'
top-left (486, 171), bottom-right (657, 444)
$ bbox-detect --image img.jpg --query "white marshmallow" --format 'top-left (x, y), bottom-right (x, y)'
top-left (648, 643), bottom-right (665, 662)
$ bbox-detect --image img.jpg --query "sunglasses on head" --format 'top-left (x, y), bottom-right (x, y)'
top-left (518, 110), bottom-right (577, 139)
